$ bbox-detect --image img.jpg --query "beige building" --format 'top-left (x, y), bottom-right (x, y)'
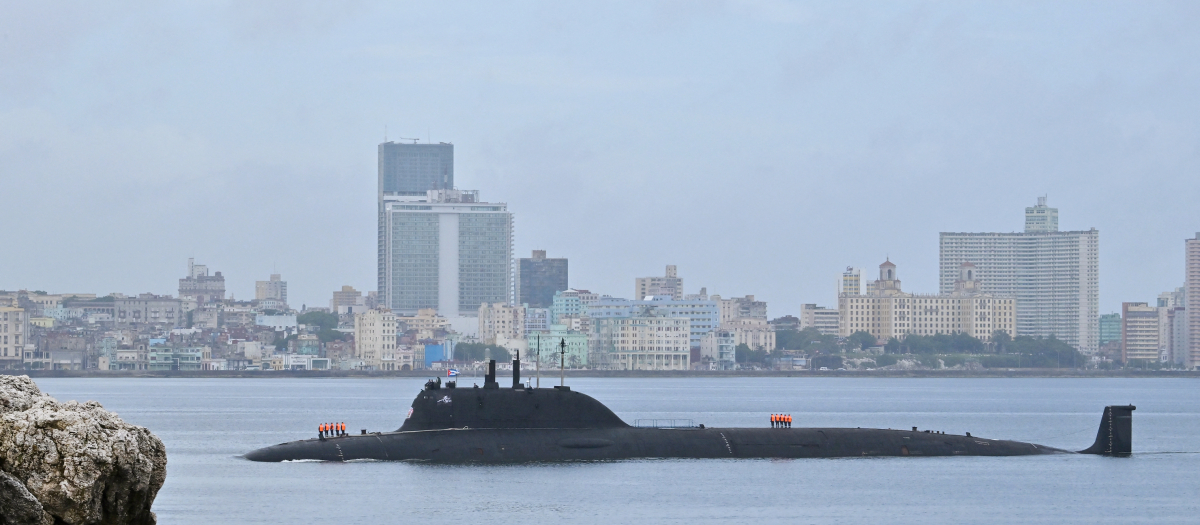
top-left (331, 285), bottom-right (366, 314)
top-left (478, 303), bottom-right (525, 345)
top-left (354, 308), bottom-right (397, 370)
top-left (255, 274), bottom-right (288, 305)
top-left (397, 308), bottom-right (450, 337)
top-left (635, 265), bottom-right (683, 300)
top-left (592, 315), bottom-right (691, 370)
top-left (838, 261), bottom-right (1016, 344)
top-left (711, 295), bottom-right (767, 324)
top-left (722, 318), bottom-right (776, 351)
top-left (1, 307), bottom-right (27, 369)
top-left (1121, 302), bottom-right (1160, 363)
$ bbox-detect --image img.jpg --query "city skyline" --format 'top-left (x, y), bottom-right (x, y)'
top-left (2, 3), bottom-right (1199, 319)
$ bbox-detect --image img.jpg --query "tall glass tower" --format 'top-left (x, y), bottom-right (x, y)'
top-left (377, 142), bottom-right (455, 296)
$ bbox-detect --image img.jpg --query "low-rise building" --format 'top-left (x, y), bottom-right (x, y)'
top-left (699, 329), bottom-right (736, 370)
top-left (838, 261), bottom-right (1016, 344)
top-left (799, 304), bottom-right (840, 335)
top-left (0, 307), bottom-right (27, 369)
top-left (591, 313), bottom-right (690, 370)
top-left (528, 325), bottom-right (588, 368)
top-left (148, 346), bottom-right (209, 371)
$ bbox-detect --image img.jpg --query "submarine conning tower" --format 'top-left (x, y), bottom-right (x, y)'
top-left (398, 359), bottom-right (629, 432)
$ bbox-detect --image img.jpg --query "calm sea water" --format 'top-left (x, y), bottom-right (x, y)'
top-left (34, 377), bottom-right (1200, 524)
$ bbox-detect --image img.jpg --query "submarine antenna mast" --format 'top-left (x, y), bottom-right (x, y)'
top-left (559, 337), bottom-right (567, 387)
top-left (535, 334), bottom-right (541, 388)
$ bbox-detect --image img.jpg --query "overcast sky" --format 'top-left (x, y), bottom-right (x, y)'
top-left (2, 1), bottom-right (1198, 317)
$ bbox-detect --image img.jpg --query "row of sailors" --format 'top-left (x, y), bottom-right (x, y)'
top-left (771, 414), bottom-right (792, 428)
top-left (319, 422), bottom-right (346, 438)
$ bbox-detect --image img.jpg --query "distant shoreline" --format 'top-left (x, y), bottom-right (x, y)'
top-left (4, 369), bottom-right (1197, 379)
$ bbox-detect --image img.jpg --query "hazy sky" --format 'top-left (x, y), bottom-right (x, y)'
top-left (2, 1), bottom-right (1198, 317)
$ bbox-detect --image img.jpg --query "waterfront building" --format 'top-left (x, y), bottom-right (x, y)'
top-left (1121, 302), bottom-right (1159, 363)
top-left (699, 329), bottom-right (736, 370)
top-left (354, 308), bottom-right (397, 370)
top-left (635, 265), bottom-right (683, 300)
top-left (377, 141), bottom-right (455, 296)
top-left (518, 250), bottom-right (568, 309)
top-left (0, 307), bottom-right (26, 369)
top-left (479, 303), bottom-right (525, 345)
top-left (839, 261), bottom-right (1016, 344)
top-left (1099, 313), bottom-right (1122, 347)
top-left (939, 198), bottom-right (1099, 353)
top-left (588, 295), bottom-right (719, 352)
top-left (722, 318), bottom-right (775, 351)
top-left (1187, 233), bottom-right (1200, 368)
top-left (380, 189), bottom-right (512, 317)
top-left (255, 274), bottom-right (288, 305)
top-left (799, 304), bottom-right (840, 336)
top-left (527, 324), bottom-right (589, 368)
top-left (148, 346), bottom-right (209, 371)
top-left (179, 258), bottom-right (226, 305)
top-left (591, 310), bottom-right (690, 370)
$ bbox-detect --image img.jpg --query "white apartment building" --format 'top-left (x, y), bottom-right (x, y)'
top-left (839, 261), bottom-right (1016, 344)
top-left (1186, 233), bottom-right (1200, 368)
top-left (721, 318), bottom-right (776, 351)
top-left (800, 304), bottom-right (840, 335)
top-left (478, 303), bottom-right (525, 345)
top-left (592, 315), bottom-right (691, 370)
top-left (397, 308), bottom-right (450, 336)
top-left (1121, 302), bottom-right (1159, 363)
top-left (381, 189), bottom-right (513, 317)
top-left (354, 308), bottom-right (397, 370)
top-left (939, 198), bottom-right (1099, 353)
top-left (1, 307), bottom-right (26, 369)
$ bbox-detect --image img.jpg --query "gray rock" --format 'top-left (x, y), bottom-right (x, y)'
top-left (0, 375), bottom-right (166, 525)
top-left (0, 470), bottom-right (49, 525)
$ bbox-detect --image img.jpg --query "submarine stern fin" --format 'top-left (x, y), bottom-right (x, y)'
top-left (1078, 405), bottom-right (1136, 457)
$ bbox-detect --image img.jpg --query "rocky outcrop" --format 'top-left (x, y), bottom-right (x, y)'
top-left (0, 375), bottom-right (166, 525)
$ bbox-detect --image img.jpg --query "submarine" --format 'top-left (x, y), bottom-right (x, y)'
top-left (245, 359), bottom-right (1135, 463)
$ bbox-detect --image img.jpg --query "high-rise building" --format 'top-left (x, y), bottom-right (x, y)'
top-left (1121, 302), bottom-right (1159, 363)
top-left (179, 258), bottom-right (225, 305)
top-left (518, 250), bottom-right (568, 309)
top-left (354, 308), bottom-right (397, 370)
top-left (841, 267), bottom-right (862, 295)
top-left (839, 261), bottom-right (1016, 344)
top-left (255, 274), bottom-right (287, 305)
top-left (1099, 313), bottom-right (1122, 346)
top-left (799, 304), bottom-right (840, 336)
top-left (635, 265), bottom-right (682, 300)
top-left (1186, 233), bottom-right (1200, 369)
top-left (478, 303), bottom-right (525, 345)
top-left (377, 141), bottom-right (455, 296)
top-left (939, 198), bottom-right (1099, 353)
top-left (380, 189), bottom-right (512, 317)
top-left (1024, 196), bottom-right (1059, 232)
top-left (591, 313), bottom-right (691, 370)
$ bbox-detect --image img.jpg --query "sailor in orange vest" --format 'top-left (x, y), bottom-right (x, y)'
top-left (786, 414), bottom-right (792, 428)
top-left (770, 414), bottom-right (776, 428)
top-left (339, 422), bottom-right (345, 436)
top-left (318, 423), bottom-right (325, 439)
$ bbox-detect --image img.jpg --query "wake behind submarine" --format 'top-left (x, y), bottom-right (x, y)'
top-left (245, 359), bottom-right (1135, 463)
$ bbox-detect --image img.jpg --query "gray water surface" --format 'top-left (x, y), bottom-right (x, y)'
top-left (35, 377), bottom-right (1200, 524)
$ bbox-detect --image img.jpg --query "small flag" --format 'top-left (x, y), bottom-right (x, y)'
top-left (448, 369), bottom-right (458, 377)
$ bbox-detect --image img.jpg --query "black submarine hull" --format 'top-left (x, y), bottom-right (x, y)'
top-left (245, 362), bottom-right (1134, 463)
top-left (245, 425), bottom-right (1075, 463)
